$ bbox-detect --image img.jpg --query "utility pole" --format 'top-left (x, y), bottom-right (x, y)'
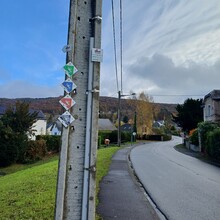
top-left (117, 91), bottom-right (121, 147)
top-left (55, 1), bottom-right (102, 220)
top-left (117, 92), bottom-right (135, 147)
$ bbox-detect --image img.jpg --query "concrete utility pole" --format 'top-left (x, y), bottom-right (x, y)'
top-left (55, 1), bottom-right (102, 220)
top-left (117, 91), bottom-right (121, 147)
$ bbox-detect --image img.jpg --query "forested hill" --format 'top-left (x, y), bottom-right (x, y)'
top-left (0, 96), bottom-right (177, 120)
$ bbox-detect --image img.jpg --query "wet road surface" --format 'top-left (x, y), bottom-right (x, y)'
top-left (130, 136), bottom-right (220, 220)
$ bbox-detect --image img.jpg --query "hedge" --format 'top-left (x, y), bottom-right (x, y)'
top-left (98, 130), bottom-right (131, 147)
top-left (206, 129), bottom-right (220, 159)
top-left (36, 135), bottom-right (61, 152)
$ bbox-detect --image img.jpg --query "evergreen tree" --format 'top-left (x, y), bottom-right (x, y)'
top-left (0, 102), bottom-right (38, 165)
top-left (172, 98), bottom-right (203, 133)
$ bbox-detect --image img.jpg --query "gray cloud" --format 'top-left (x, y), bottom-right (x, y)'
top-left (101, 0), bottom-right (220, 103)
top-left (122, 54), bottom-right (220, 103)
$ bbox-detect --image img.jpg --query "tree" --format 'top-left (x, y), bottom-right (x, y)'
top-left (122, 115), bottom-right (129, 123)
top-left (172, 98), bottom-right (203, 133)
top-left (135, 92), bottom-right (154, 135)
top-left (0, 102), bottom-right (38, 165)
top-left (0, 121), bottom-right (18, 167)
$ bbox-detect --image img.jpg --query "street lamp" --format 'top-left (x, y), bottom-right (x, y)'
top-left (117, 91), bottom-right (136, 147)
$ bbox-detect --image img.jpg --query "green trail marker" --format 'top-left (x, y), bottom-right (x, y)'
top-left (63, 62), bottom-right (78, 77)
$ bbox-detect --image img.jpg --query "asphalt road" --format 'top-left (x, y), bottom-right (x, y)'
top-left (130, 136), bottom-right (220, 220)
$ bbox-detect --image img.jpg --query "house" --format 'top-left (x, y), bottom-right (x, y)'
top-left (0, 106), bottom-right (6, 118)
top-left (47, 121), bottom-right (62, 135)
top-left (0, 106), bottom-right (47, 140)
top-left (121, 123), bottom-right (133, 132)
top-left (152, 120), bottom-right (165, 128)
top-left (98, 118), bottom-right (117, 131)
top-left (203, 90), bottom-right (220, 122)
top-left (27, 110), bottom-right (47, 140)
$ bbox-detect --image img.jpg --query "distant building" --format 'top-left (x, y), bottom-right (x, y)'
top-left (121, 123), bottom-right (133, 132)
top-left (28, 110), bottom-right (47, 140)
top-left (152, 120), bottom-right (165, 128)
top-left (47, 121), bottom-right (62, 135)
top-left (203, 90), bottom-right (220, 123)
top-left (98, 118), bottom-right (117, 131)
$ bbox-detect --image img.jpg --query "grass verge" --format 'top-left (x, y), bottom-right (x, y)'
top-left (0, 147), bottom-right (119, 219)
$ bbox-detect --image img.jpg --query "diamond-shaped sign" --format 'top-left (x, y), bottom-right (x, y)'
top-left (61, 78), bottom-right (77, 93)
top-left (58, 111), bottom-right (75, 128)
top-left (63, 62), bottom-right (78, 77)
top-left (59, 95), bottom-right (76, 110)
top-left (62, 44), bottom-right (73, 53)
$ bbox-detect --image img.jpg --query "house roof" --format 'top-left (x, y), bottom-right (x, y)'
top-left (204, 90), bottom-right (220, 101)
top-left (121, 123), bottom-right (132, 132)
top-left (0, 106), bottom-right (6, 115)
top-left (0, 106), bottom-right (46, 120)
top-left (48, 120), bottom-right (62, 132)
top-left (98, 118), bottom-right (117, 131)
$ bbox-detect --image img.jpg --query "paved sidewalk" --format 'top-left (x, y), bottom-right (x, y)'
top-left (96, 146), bottom-right (160, 220)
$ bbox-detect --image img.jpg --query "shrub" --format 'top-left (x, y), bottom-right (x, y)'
top-left (0, 123), bottom-right (18, 167)
top-left (98, 131), bottom-right (112, 146)
top-left (197, 121), bottom-right (219, 152)
top-left (206, 129), bottom-right (220, 159)
top-left (189, 129), bottom-right (199, 146)
top-left (108, 131), bottom-right (118, 144)
top-left (162, 134), bottom-right (172, 141)
top-left (36, 135), bottom-right (61, 152)
top-left (98, 130), bottom-right (131, 146)
top-left (25, 139), bottom-right (47, 162)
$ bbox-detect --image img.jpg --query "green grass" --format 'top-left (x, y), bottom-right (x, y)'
top-left (0, 160), bottom-right (58, 220)
top-left (0, 147), bottom-right (119, 220)
top-left (0, 154), bottom-right (59, 175)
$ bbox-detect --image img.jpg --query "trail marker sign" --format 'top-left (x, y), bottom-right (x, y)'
top-left (59, 95), bottom-right (76, 110)
top-left (61, 78), bottom-right (77, 94)
top-left (58, 111), bottom-right (75, 128)
top-left (62, 44), bottom-right (73, 53)
top-left (63, 62), bottom-right (78, 77)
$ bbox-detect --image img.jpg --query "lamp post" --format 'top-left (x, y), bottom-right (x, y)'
top-left (117, 91), bottom-right (136, 147)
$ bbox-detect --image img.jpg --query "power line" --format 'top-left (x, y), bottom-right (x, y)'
top-left (120, 0), bottom-right (123, 93)
top-left (149, 94), bottom-right (205, 97)
top-left (111, 0), bottom-right (119, 92)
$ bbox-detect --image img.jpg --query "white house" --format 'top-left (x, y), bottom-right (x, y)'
top-left (47, 121), bottom-right (62, 135)
top-left (29, 110), bottom-right (47, 140)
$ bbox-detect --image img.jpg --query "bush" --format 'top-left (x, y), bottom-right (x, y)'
top-left (198, 122), bottom-right (219, 152)
top-left (141, 134), bottom-right (171, 141)
top-left (25, 139), bottom-right (47, 162)
top-left (0, 122), bottom-right (19, 167)
top-left (36, 135), bottom-right (61, 152)
top-left (98, 131), bottom-right (112, 146)
top-left (98, 130), bottom-right (131, 147)
top-left (162, 134), bottom-right (172, 141)
top-left (190, 129), bottom-right (199, 146)
top-left (206, 129), bottom-right (220, 159)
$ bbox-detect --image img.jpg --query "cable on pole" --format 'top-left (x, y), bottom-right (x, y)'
top-left (120, 0), bottom-right (123, 93)
top-left (111, 0), bottom-right (119, 92)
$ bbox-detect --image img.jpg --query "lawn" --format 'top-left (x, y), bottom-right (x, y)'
top-left (0, 147), bottom-right (119, 220)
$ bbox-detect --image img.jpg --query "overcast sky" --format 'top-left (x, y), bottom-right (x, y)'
top-left (1, 1), bottom-right (220, 103)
